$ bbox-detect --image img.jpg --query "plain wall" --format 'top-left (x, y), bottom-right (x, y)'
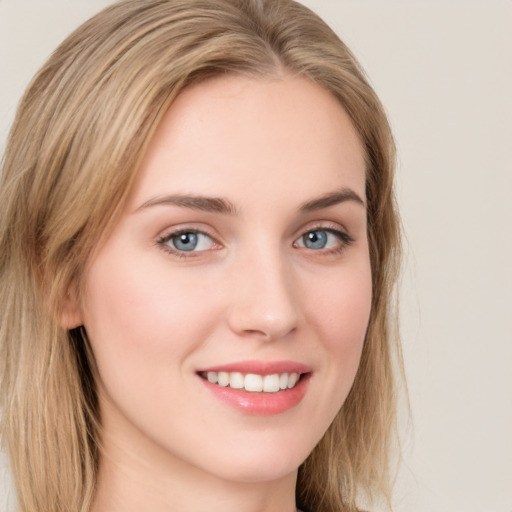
top-left (1, 1), bottom-right (511, 511)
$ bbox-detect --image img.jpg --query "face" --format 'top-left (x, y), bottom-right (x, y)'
top-left (76, 74), bottom-right (371, 485)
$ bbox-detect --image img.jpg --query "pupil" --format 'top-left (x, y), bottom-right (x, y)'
top-left (305, 230), bottom-right (327, 249)
top-left (174, 232), bottom-right (198, 251)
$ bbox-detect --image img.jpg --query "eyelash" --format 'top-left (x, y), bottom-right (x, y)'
top-left (157, 228), bottom-right (219, 259)
top-left (156, 224), bottom-right (355, 259)
top-left (293, 225), bottom-right (355, 256)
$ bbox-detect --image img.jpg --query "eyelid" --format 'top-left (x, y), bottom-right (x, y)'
top-left (293, 222), bottom-right (355, 251)
top-left (155, 221), bottom-right (355, 260)
top-left (156, 225), bottom-right (222, 258)
top-left (294, 221), bottom-right (353, 240)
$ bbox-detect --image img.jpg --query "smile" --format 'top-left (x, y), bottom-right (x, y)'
top-left (196, 361), bottom-right (312, 415)
top-left (199, 371), bottom-right (301, 393)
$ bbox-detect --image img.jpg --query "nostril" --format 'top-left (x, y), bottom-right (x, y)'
top-left (228, 304), bottom-right (298, 341)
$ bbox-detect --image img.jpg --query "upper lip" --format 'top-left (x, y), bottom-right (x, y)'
top-left (196, 360), bottom-right (312, 375)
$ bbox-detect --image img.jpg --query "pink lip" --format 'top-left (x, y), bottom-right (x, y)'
top-left (196, 360), bottom-right (312, 416)
top-left (197, 360), bottom-right (312, 375)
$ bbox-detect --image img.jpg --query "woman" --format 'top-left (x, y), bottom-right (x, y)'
top-left (0, 1), bottom-right (402, 511)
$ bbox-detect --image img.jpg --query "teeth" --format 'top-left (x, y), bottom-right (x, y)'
top-left (230, 372), bottom-right (244, 389)
top-left (207, 372), bottom-right (218, 384)
top-left (263, 374), bottom-right (280, 392)
top-left (244, 374), bottom-right (263, 392)
top-left (218, 371), bottom-right (229, 387)
top-left (288, 372), bottom-right (299, 389)
top-left (203, 371), bottom-right (301, 392)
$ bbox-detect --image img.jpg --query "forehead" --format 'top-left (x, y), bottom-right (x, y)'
top-left (129, 74), bottom-right (366, 209)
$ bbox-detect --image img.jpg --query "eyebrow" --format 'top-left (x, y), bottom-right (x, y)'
top-left (136, 187), bottom-right (365, 215)
top-left (137, 195), bottom-right (238, 215)
top-left (298, 188), bottom-right (365, 211)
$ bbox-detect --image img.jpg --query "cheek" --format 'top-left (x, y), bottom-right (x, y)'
top-left (309, 262), bottom-right (372, 344)
top-left (304, 259), bottom-right (372, 390)
top-left (80, 253), bottom-right (220, 391)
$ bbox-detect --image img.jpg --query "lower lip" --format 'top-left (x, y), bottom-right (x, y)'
top-left (199, 374), bottom-right (311, 416)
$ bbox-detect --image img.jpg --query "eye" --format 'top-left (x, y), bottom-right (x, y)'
top-left (294, 228), bottom-right (353, 252)
top-left (158, 230), bottom-right (216, 253)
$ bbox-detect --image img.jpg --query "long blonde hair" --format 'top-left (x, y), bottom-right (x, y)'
top-left (0, 1), bottom-right (402, 511)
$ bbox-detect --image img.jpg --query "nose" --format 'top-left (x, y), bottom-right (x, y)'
top-left (226, 248), bottom-right (299, 342)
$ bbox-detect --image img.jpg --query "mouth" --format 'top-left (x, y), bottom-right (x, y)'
top-left (198, 371), bottom-right (303, 393)
top-left (196, 361), bottom-right (312, 415)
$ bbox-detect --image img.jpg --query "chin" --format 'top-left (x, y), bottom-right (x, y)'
top-left (208, 456), bottom-right (301, 484)
top-left (191, 429), bottom-right (317, 484)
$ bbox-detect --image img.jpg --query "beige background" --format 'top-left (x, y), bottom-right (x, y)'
top-left (1, 1), bottom-right (511, 511)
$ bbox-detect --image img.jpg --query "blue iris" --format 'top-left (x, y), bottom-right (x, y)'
top-left (172, 232), bottom-right (198, 251)
top-left (302, 230), bottom-right (328, 249)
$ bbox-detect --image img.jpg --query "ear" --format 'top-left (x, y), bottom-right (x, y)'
top-left (59, 283), bottom-right (84, 330)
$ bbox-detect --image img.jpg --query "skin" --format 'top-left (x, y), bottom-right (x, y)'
top-left (71, 74), bottom-right (372, 512)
